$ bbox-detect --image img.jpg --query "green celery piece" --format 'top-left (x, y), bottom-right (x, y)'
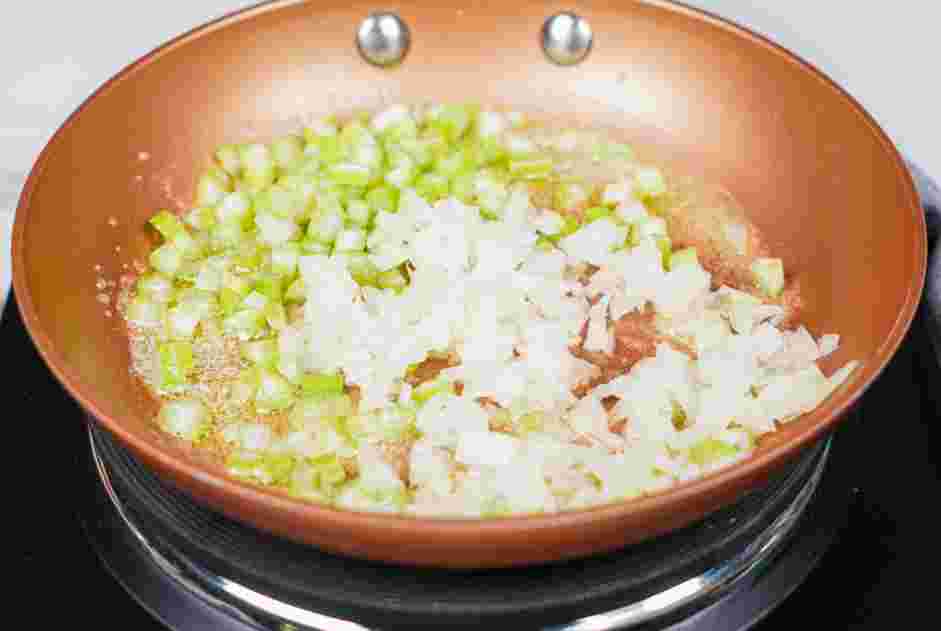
top-left (300, 372), bottom-right (345, 398)
top-left (688, 438), bottom-right (738, 466)
top-left (158, 341), bottom-right (194, 390)
top-left (149, 210), bottom-right (185, 241)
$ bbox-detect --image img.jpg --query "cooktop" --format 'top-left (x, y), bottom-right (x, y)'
top-left (10, 290), bottom-right (939, 629)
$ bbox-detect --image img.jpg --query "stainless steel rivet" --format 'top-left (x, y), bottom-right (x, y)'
top-left (356, 12), bottom-right (411, 67)
top-left (541, 12), bottom-right (593, 66)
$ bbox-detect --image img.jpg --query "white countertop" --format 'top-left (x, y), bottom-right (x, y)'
top-left (2, 0), bottom-right (939, 306)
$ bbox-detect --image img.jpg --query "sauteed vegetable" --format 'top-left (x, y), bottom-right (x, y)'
top-left (120, 103), bottom-right (857, 517)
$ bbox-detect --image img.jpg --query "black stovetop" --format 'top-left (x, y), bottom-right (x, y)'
top-left (10, 293), bottom-right (940, 629)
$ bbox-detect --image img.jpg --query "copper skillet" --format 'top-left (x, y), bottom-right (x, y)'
top-left (11, 0), bottom-right (925, 568)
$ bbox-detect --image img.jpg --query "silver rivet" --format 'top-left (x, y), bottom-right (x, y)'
top-left (541, 12), bottom-right (593, 66)
top-left (356, 13), bottom-right (411, 67)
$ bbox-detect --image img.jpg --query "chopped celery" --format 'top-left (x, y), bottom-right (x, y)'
top-left (290, 394), bottom-right (355, 432)
top-left (227, 450), bottom-right (297, 486)
top-left (516, 411), bottom-right (545, 435)
top-left (476, 110), bottom-right (507, 139)
top-left (126, 295), bottom-right (166, 328)
top-left (157, 341), bottom-right (194, 390)
top-left (306, 203), bottom-right (344, 244)
top-left (253, 186), bottom-right (302, 220)
top-left (302, 130), bottom-right (344, 165)
top-left (375, 111), bottom-right (419, 143)
top-left (365, 186), bottom-right (398, 214)
top-left (194, 260), bottom-right (225, 292)
top-left (271, 135), bottom-right (305, 171)
top-left (338, 121), bottom-right (382, 169)
top-left (385, 161), bottom-right (416, 189)
top-left (668, 247), bottom-right (698, 271)
top-left (173, 260), bottom-right (201, 284)
top-left (184, 206), bottom-right (216, 232)
top-left (255, 212), bottom-right (299, 245)
top-left (136, 273), bottom-right (175, 303)
top-left (254, 367), bottom-right (296, 413)
top-left (535, 235), bottom-right (556, 251)
top-left (449, 170), bottom-right (476, 203)
top-left (217, 191), bottom-right (253, 225)
top-left (560, 213), bottom-right (581, 237)
top-left (301, 239), bottom-right (332, 255)
top-left (238, 143), bottom-right (277, 190)
top-left (158, 399), bottom-right (209, 441)
top-left (223, 270), bottom-right (254, 297)
top-left (476, 136), bottom-right (507, 165)
top-left (230, 367), bottom-right (260, 406)
top-left (351, 405), bottom-right (418, 442)
top-left (688, 437), bottom-right (738, 466)
top-left (336, 185), bottom-right (366, 207)
top-left (264, 302), bottom-right (288, 331)
top-left (149, 243), bottom-right (185, 277)
top-left (655, 236), bottom-right (672, 268)
top-left (277, 174), bottom-right (318, 215)
top-left (414, 172), bottom-right (449, 202)
top-left (169, 229), bottom-right (206, 261)
top-left (166, 303), bottom-right (202, 340)
top-left (431, 152), bottom-right (460, 182)
top-left (219, 287), bottom-right (243, 316)
top-left (346, 254), bottom-right (379, 286)
top-left (584, 206), bottom-right (613, 223)
top-left (223, 308), bottom-right (267, 340)
top-left (457, 140), bottom-right (487, 170)
top-left (300, 372), bottom-right (345, 398)
top-left (473, 171), bottom-right (508, 215)
top-left (339, 482), bottom-right (410, 513)
top-left (345, 199), bottom-right (371, 227)
top-left (196, 167), bottom-right (232, 207)
top-left (285, 278), bottom-right (307, 304)
top-left (242, 290), bottom-right (270, 311)
top-left (270, 243), bottom-right (301, 277)
top-left (210, 220), bottom-right (248, 251)
top-left (396, 136), bottom-right (435, 169)
top-left (302, 117), bottom-right (338, 143)
top-left (482, 496), bottom-right (512, 518)
top-left (327, 162), bottom-right (372, 187)
top-left (426, 103), bottom-right (473, 141)
top-left (241, 339), bottom-right (279, 368)
top-left (412, 376), bottom-right (452, 406)
top-left (290, 455), bottom-right (347, 499)
top-left (233, 240), bottom-right (264, 270)
top-left (751, 258), bottom-right (785, 298)
top-left (176, 288), bottom-right (218, 316)
top-left (377, 268), bottom-right (407, 291)
top-left (335, 228), bottom-right (366, 253)
top-left (149, 210), bottom-right (185, 241)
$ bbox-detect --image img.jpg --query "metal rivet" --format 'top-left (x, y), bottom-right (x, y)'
top-left (356, 12), bottom-right (411, 67)
top-left (541, 12), bottom-right (593, 66)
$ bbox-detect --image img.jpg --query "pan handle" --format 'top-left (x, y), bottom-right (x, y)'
top-left (355, 11), bottom-right (593, 68)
